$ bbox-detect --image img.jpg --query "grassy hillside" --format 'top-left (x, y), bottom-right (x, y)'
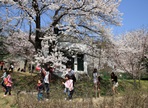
top-left (0, 71), bottom-right (148, 108)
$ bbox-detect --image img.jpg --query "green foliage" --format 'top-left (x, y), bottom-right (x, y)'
top-left (0, 70), bottom-right (148, 108)
top-left (1, 70), bottom-right (147, 98)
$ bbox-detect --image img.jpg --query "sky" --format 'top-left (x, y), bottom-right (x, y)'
top-left (1, 0), bottom-right (148, 36)
top-left (113, 0), bottom-right (148, 35)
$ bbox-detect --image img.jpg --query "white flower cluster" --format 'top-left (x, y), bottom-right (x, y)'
top-left (35, 32), bottom-right (68, 72)
top-left (110, 29), bottom-right (148, 75)
top-left (6, 31), bottom-right (35, 60)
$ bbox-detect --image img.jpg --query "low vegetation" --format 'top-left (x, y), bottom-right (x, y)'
top-left (0, 71), bottom-right (148, 108)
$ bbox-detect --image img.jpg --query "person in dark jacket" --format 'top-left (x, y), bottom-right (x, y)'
top-left (37, 80), bottom-right (44, 101)
top-left (111, 72), bottom-right (118, 94)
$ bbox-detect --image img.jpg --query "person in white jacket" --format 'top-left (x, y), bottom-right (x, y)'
top-left (62, 74), bottom-right (74, 101)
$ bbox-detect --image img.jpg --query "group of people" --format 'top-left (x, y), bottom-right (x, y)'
top-left (36, 63), bottom-right (51, 101)
top-left (62, 66), bottom-right (76, 101)
top-left (0, 64), bottom-right (118, 101)
top-left (92, 68), bottom-right (119, 97)
top-left (1, 68), bottom-right (13, 97)
top-left (36, 64), bottom-right (76, 101)
top-left (37, 66), bottom-right (118, 101)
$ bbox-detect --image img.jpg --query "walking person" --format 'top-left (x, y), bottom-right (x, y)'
top-left (41, 66), bottom-right (51, 100)
top-left (66, 65), bottom-right (76, 85)
top-left (64, 65), bottom-right (76, 94)
top-left (62, 74), bottom-right (74, 101)
top-left (111, 72), bottom-right (118, 95)
top-left (97, 75), bottom-right (102, 97)
top-left (9, 63), bottom-right (14, 72)
top-left (1, 68), bottom-right (7, 92)
top-left (32, 65), bottom-right (35, 73)
top-left (92, 69), bottom-right (98, 88)
top-left (0, 61), bottom-right (4, 70)
top-left (92, 68), bottom-right (100, 97)
top-left (4, 71), bottom-right (13, 96)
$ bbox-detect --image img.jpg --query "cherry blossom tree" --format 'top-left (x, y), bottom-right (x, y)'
top-left (0, 0), bottom-right (122, 72)
top-left (5, 31), bottom-right (35, 59)
top-left (0, 37), bottom-right (9, 60)
top-left (0, 17), bottom-right (10, 60)
top-left (0, 0), bottom-right (122, 50)
top-left (110, 29), bottom-right (148, 87)
top-left (5, 31), bottom-right (35, 70)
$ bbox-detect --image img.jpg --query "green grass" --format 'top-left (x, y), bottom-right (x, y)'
top-left (0, 70), bottom-right (148, 107)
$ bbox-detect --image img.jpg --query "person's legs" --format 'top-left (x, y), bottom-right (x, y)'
top-left (4, 86), bottom-right (8, 96)
top-left (40, 93), bottom-right (43, 100)
top-left (70, 90), bottom-right (74, 99)
top-left (44, 83), bottom-right (50, 99)
top-left (8, 86), bottom-right (11, 95)
top-left (37, 93), bottom-right (40, 101)
top-left (112, 84), bottom-right (119, 95)
top-left (98, 84), bottom-right (101, 97)
top-left (112, 85), bottom-right (115, 94)
top-left (94, 83), bottom-right (98, 97)
top-left (38, 93), bottom-right (43, 101)
top-left (44, 83), bottom-right (49, 93)
top-left (64, 88), bottom-right (68, 93)
top-left (64, 88), bottom-right (68, 100)
top-left (94, 83), bottom-right (97, 91)
top-left (114, 82), bottom-right (119, 94)
top-left (98, 88), bottom-right (101, 97)
top-left (68, 90), bottom-right (74, 100)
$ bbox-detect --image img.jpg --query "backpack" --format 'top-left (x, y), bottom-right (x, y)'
top-left (4, 77), bottom-right (8, 85)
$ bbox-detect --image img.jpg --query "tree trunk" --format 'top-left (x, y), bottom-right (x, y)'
top-left (98, 47), bottom-right (101, 69)
top-left (24, 59), bottom-right (28, 72)
top-left (138, 72), bottom-right (141, 88)
top-left (133, 75), bottom-right (137, 89)
top-left (35, 14), bottom-right (42, 51)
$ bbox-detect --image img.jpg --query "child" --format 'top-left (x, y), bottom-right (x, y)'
top-left (62, 74), bottom-right (74, 101)
top-left (37, 80), bottom-right (44, 101)
top-left (4, 71), bottom-right (13, 96)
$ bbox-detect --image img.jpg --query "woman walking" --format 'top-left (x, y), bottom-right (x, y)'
top-left (4, 71), bottom-right (13, 96)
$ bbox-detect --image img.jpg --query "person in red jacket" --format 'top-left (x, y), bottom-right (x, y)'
top-left (4, 71), bottom-right (13, 96)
